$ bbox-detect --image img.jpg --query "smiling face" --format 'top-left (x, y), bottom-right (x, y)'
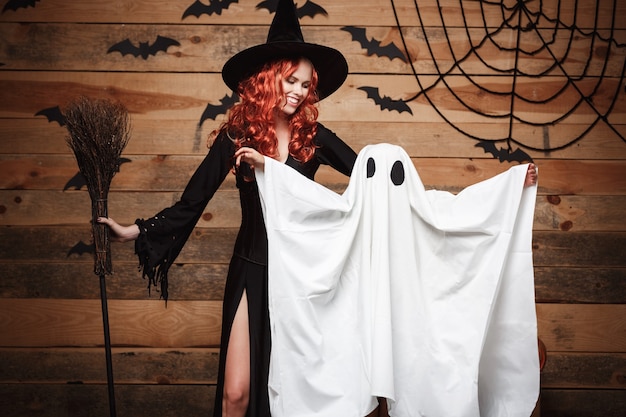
top-left (279, 58), bottom-right (313, 116)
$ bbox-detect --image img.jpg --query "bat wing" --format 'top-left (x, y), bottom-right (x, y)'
top-left (183, 0), bottom-right (237, 18)
top-left (35, 106), bottom-right (66, 126)
top-left (2, 0), bottom-right (39, 13)
top-left (508, 147), bottom-right (533, 163)
top-left (107, 39), bottom-right (140, 57)
top-left (255, 0), bottom-right (278, 13)
top-left (115, 157), bottom-right (132, 173)
top-left (297, 0), bottom-right (327, 19)
top-left (342, 26), bottom-right (370, 47)
top-left (358, 86), bottom-right (413, 115)
top-left (220, 0), bottom-right (239, 14)
top-left (377, 41), bottom-right (407, 62)
top-left (475, 141), bottom-right (499, 157)
top-left (342, 26), bottom-right (406, 62)
top-left (182, 0), bottom-right (208, 18)
top-left (199, 93), bottom-right (239, 124)
top-left (148, 35), bottom-right (181, 56)
top-left (67, 240), bottom-right (94, 257)
top-left (63, 172), bottom-right (86, 191)
top-left (475, 141), bottom-right (533, 163)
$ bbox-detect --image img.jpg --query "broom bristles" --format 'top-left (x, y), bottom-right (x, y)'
top-left (65, 96), bottom-right (131, 276)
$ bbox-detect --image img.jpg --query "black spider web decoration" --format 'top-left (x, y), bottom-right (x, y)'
top-left (367, 0), bottom-right (626, 160)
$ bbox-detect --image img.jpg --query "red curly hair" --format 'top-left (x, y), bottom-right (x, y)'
top-left (219, 57), bottom-right (320, 163)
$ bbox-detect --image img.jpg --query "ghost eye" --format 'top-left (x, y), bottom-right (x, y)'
top-left (367, 157), bottom-right (376, 178)
top-left (390, 160), bottom-right (404, 185)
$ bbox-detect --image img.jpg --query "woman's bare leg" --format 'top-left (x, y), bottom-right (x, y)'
top-left (377, 398), bottom-right (389, 416)
top-left (222, 290), bottom-right (250, 417)
top-left (365, 398), bottom-right (389, 417)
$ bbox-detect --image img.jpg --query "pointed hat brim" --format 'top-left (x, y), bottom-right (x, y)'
top-left (221, 0), bottom-right (348, 101)
top-left (222, 42), bottom-right (348, 101)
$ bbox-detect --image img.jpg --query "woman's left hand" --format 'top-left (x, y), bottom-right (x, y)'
top-left (234, 146), bottom-right (265, 172)
top-left (524, 163), bottom-right (537, 187)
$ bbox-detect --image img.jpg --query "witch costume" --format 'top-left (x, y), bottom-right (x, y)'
top-left (132, 1), bottom-right (356, 416)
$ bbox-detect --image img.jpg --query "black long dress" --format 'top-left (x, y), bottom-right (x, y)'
top-left (133, 123), bottom-right (357, 417)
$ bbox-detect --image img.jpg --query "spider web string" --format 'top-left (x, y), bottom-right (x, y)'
top-left (389, 0), bottom-right (518, 152)
top-left (464, 0), bottom-right (623, 148)
top-left (512, 0), bottom-right (626, 141)
top-left (385, 0), bottom-right (625, 153)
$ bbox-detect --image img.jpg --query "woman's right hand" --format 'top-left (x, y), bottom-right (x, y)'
top-left (97, 217), bottom-right (140, 242)
top-left (234, 146), bottom-right (265, 172)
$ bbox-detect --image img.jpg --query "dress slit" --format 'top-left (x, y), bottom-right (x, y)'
top-left (214, 255), bottom-right (271, 417)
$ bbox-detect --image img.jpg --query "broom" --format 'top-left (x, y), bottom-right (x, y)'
top-left (65, 96), bottom-right (131, 417)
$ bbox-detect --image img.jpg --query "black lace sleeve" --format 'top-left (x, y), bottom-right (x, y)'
top-left (134, 132), bottom-right (235, 300)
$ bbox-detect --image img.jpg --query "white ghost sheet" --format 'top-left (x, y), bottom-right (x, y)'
top-left (255, 143), bottom-right (539, 417)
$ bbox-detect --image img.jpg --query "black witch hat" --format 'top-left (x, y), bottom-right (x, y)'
top-left (222, 0), bottom-right (348, 101)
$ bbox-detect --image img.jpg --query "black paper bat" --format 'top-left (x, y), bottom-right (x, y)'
top-left (199, 93), bottom-right (240, 125)
top-left (63, 158), bottom-right (131, 191)
top-left (67, 240), bottom-right (95, 257)
top-left (358, 86), bottom-right (413, 115)
top-left (107, 36), bottom-right (180, 60)
top-left (2, 0), bottom-right (40, 13)
top-left (475, 141), bottom-right (533, 163)
top-left (63, 172), bottom-right (87, 191)
top-left (256, 0), bottom-right (327, 19)
top-left (342, 26), bottom-right (407, 62)
top-left (35, 106), bottom-right (66, 126)
top-left (182, 0), bottom-right (238, 18)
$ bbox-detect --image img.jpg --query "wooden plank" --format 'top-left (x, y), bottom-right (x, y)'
top-left (537, 304), bottom-right (626, 352)
top-left (531, 231), bottom-right (626, 268)
top-left (0, 118), bottom-right (221, 156)
top-left (532, 194), bottom-right (626, 232)
top-left (540, 389), bottom-right (626, 417)
top-left (1, 23), bottom-right (421, 74)
top-left (1, 298), bottom-right (624, 356)
top-left (0, 383), bottom-right (215, 417)
top-left (3, 190), bottom-right (626, 232)
top-left (0, 347), bottom-right (220, 384)
top-left (1, 384), bottom-right (621, 417)
top-left (2, 23), bottom-right (623, 76)
top-left (1, 72), bottom-right (624, 128)
top-left (0, 0), bottom-right (399, 25)
top-left (540, 352), bottom-right (626, 389)
top-left (1, 262), bottom-right (624, 305)
top-left (4, 348), bottom-right (625, 389)
top-left (0, 262), bottom-right (227, 301)
top-left (0, 154), bottom-right (238, 193)
top-left (534, 267), bottom-right (626, 304)
top-left (0, 190), bottom-right (243, 228)
top-left (0, 0), bottom-right (622, 29)
top-left (1, 227), bottom-right (624, 267)
top-left (0, 299), bottom-right (223, 348)
top-left (2, 262), bottom-right (624, 304)
top-left (2, 348), bottom-right (623, 390)
top-left (2, 118), bottom-right (626, 161)
top-left (0, 71), bottom-right (222, 122)
top-left (0, 226), bottom-right (238, 264)
top-left (2, 155), bottom-right (626, 195)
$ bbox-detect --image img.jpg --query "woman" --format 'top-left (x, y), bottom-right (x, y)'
top-left (99, 2), bottom-right (539, 416)
top-left (98, 1), bottom-right (358, 416)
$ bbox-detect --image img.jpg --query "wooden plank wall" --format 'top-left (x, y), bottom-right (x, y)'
top-left (1, 0), bottom-right (625, 416)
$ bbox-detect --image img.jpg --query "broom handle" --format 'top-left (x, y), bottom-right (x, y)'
top-left (94, 201), bottom-right (116, 416)
top-left (100, 273), bottom-right (117, 417)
